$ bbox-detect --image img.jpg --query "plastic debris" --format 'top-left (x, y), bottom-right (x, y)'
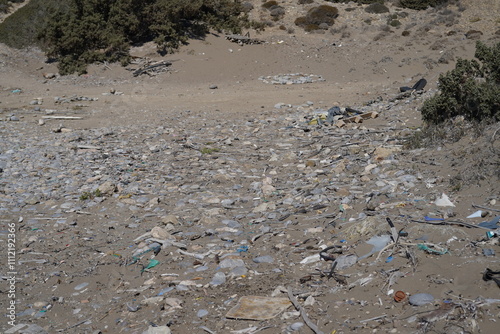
top-left (424, 216), bottom-right (445, 221)
top-left (226, 296), bottom-right (292, 320)
top-left (409, 293), bottom-right (435, 306)
top-left (482, 248), bottom-right (495, 257)
top-left (417, 243), bottom-right (448, 255)
top-left (479, 216), bottom-right (500, 229)
top-left (300, 254), bottom-right (321, 264)
top-left (394, 291), bottom-right (406, 302)
top-left (358, 235), bottom-right (392, 260)
top-left (143, 325), bottom-right (172, 334)
top-left (467, 210), bottom-right (483, 218)
top-left (141, 259), bottom-right (160, 272)
top-left (435, 193), bottom-right (455, 207)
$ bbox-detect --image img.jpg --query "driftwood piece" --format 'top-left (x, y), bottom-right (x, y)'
top-left (287, 287), bottom-right (324, 334)
top-left (130, 59), bottom-right (172, 77)
top-left (225, 34), bottom-right (263, 45)
top-left (42, 116), bottom-right (83, 120)
top-left (343, 111), bottom-right (379, 124)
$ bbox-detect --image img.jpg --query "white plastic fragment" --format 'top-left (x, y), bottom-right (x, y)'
top-left (300, 254), bottom-right (321, 264)
top-left (435, 193), bottom-right (455, 207)
top-left (409, 293), bottom-right (435, 306)
top-left (467, 210), bottom-right (483, 218)
top-left (358, 235), bottom-right (392, 260)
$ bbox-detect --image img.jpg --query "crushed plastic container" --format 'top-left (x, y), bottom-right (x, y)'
top-left (409, 293), bottom-right (434, 306)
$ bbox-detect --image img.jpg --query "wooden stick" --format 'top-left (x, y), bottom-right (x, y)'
top-left (42, 116), bottom-right (83, 120)
top-left (472, 204), bottom-right (500, 213)
top-left (287, 287), bottom-right (324, 334)
top-left (57, 318), bottom-right (91, 332)
top-left (359, 314), bottom-right (387, 323)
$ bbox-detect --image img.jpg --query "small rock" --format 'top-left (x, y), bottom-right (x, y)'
top-left (43, 73), bottom-right (57, 79)
top-left (98, 181), bottom-right (116, 196)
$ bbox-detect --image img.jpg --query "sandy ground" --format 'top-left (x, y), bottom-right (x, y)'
top-left (1, 1), bottom-right (500, 334)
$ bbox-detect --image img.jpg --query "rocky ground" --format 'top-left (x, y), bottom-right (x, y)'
top-left (1, 1), bottom-right (500, 334)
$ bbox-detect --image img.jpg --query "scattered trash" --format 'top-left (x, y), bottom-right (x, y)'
top-left (467, 210), bottom-right (484, 218)
top-left (478, 216), bottom-right (500, 229)
top-left (225, 33), bottom-right (263, 45)
top-left (399, 78), bottom-right (427, 92)
top-left (409, 293), bottom-right (435, 306)
top-left (358, 235), bottom-right (392, 260)
top-left (482, 248), bottom-right (495, 257)
top-left (435, 193), bottom-right (455, 207)
top-left (486, 229), bottom-right (500, 239)
top-left (300, 254), bottom-right (321, 264)
top-left (226, 296), bottom-right (292, 320)
top-left (417, 243), bottom-right (448, 255)
top-left (483, 268), bottom-right (500, 288)
top-left (259, 73), bottom-right (325, 85)
top-left (141, 259), bottom-right (160, 272)
top-left (143, 325), bottom-right (172, 334)
top-left (129, 58), bottom-right (172, 77)
top-left (394, 291), bottom-right (406, 302)
top-left (424, 216), bottom-right (445, 221)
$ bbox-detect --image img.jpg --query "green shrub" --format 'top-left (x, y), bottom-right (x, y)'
top-left (365, 3), bottom-right (389, 13)
top-left (389, 19), bottom-right (401, 27)
top-left (295, 5), bottom-right (338, 29)
top-left (298, 0), bottom-right (314, 4)
top-left (307, 5), bottom-right (338, 25)
top-left (304, 24), bottom-right (320, 32)
top-left (294, 16), bottom-right (308, 26)
top-left (33, 0), bottom-right (249, 75)
top-left (326, 1), bottom-right (383, 4)
top-left (399, 0), bottom-right (450, 10)
top-left (421, 41), bottom-right (500, 124)
top-left (262, 1), bottom-right (278, 9)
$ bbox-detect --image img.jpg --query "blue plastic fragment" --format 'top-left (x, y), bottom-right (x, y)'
top-left (237, 245), bottom-right (249, 253)
top-left (424, 216), bottom-right (444, 221)
top-left (478, 216), bottom-right (500, 229)
top-left (385, 256), bottom-right (393, 263)
top-left (482, 248), bottom-right (495, 257)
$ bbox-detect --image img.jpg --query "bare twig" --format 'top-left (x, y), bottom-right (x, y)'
top-left (375, 242), bottom-right (419, 261)
top-left (57, 318), bottom-right (91, 332)
top-left (472, 204), bottom-right (500, 213)
top-left (287, 287), bottom-right (324, 334)
top-left (359, 314), bottom-right (387, 323)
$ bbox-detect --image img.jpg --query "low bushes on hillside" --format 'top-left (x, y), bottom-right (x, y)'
top-left (0, 0), bottom-right (250, 75)
top-left (295, 5), bottom-right (339, 31)
top-left (421, 41), bottom-right (500, 124)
